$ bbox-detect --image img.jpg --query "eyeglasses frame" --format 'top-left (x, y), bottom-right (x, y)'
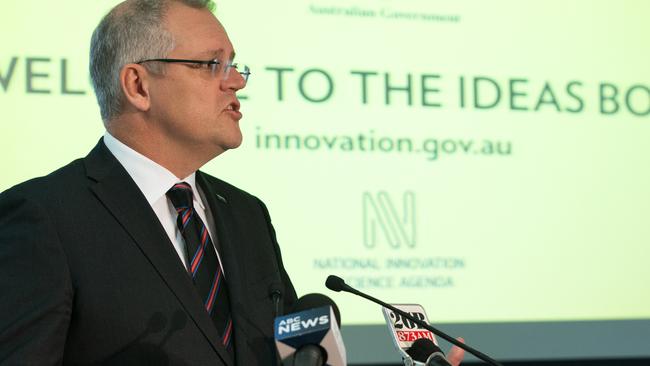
top-left (135, 58), bottom-right (251, 82)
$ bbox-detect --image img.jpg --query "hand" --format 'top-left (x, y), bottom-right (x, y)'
top-left (447, 337), bottom-right (466, 366)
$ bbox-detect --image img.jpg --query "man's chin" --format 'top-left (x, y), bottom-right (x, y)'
top-left (218, 137), bottom-right (244, 153)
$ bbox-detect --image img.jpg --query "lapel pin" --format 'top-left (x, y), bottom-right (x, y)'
top-left (216, 194), bottom-right (227, 203)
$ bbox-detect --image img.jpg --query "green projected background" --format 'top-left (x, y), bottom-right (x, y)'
top-left (2, 0), bottom-right (649, 362)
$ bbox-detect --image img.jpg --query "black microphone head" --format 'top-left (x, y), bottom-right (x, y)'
top-left (405, 338), bottom-right (443, 362)
top-left (268, 281), bottom-right (282, 297)
top-left (325, 275), bottom-right (346, 292)
top-left (291, 293), bottom-right (342, 326)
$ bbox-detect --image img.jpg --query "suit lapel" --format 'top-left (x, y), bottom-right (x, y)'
top-left (83, 140), bottom-right (233, 366)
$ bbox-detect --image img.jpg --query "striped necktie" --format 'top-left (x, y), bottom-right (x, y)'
top-left (166, 182), bottom-right (234, 355)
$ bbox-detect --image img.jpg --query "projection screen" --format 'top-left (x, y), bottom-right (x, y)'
top-left (1, 0), bottom-right (649, 363)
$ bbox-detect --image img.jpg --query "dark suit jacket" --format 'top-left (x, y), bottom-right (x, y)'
top-left (0, 139), bottom-right (297, 365)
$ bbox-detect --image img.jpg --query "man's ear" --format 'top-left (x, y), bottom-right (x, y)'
top-left (120, 64), bottom-right (151, 112)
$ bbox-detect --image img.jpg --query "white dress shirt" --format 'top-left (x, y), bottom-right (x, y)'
top-left (103, 132), bottom-right (224, 272)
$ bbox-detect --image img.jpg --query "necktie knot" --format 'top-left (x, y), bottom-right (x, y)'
top-left (166, 182), bottom-right (194, 210)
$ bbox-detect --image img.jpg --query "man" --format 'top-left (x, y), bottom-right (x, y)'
top-left (0, 0), bottom-right (296, 364)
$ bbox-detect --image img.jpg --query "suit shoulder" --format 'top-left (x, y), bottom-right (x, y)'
top-left (0, 158), bottom-right (87, 203)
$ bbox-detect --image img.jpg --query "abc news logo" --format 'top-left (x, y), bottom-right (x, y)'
top-left (277, 314), bottom-right (330, 335)
top-left (387, 310), bottom-right (435, 343)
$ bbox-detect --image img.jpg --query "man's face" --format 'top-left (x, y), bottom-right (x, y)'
top-left (147, 3), bottom-right (246, 157)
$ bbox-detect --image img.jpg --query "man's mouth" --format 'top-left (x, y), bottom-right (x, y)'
top-left (225, 100), bottom-right (240, 112)
top-left (224, 100), bottom-right (242, 119)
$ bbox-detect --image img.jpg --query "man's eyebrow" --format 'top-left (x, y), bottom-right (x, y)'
top-left (198, 49), bottom-right (235, 61)
top-left (193, 49), bottom-right (221, 59)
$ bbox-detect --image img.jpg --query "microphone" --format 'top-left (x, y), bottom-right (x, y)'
top-left (291, 293), bottom-right (342, 326)
top-left (382, 303), bottom-right (442, 366)
top-left (274, 293), bottom-right (346, 366)
top-left (290, 294), bottom-right (343, 366)
top-left (406, 338), bottom-right (452, 366)
top-left (326, 275), bottom-right (504, 366)
top-left (269, 282), bottom-right (284, 318)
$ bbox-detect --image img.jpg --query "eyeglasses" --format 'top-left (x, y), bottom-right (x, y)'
top-left (136, 58), bottom-right (251, 82)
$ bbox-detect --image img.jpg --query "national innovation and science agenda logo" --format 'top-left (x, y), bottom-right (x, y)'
top-left (363, 190), bottom-right (416, 249)
top-left (312, 190), bottom-right (466, 290)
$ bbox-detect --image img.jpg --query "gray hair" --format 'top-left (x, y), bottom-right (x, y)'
top-left (89, 0), bottom-right (216, 122)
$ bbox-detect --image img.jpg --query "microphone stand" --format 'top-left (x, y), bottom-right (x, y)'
top-left (327, 276), bottom-right (504, 366)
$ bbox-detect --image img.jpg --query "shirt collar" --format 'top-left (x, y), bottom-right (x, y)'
top-left (103, 132), bottom-right (205, 210)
